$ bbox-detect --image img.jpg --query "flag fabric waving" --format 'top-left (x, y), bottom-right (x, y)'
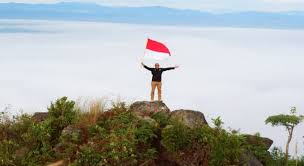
top-left (144, 38), bottom-right (171, 60)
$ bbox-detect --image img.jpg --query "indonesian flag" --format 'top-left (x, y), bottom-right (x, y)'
top-left (144, 38), bottom-right (171, 60)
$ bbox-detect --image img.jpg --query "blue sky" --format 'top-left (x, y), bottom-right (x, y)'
top-left (1, 0), bottom-right (304, 12)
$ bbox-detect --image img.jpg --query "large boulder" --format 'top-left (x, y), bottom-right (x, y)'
top-left (170, 110), bottom-right (208, 128)
top-left (129, 101), bottom-right (170, 117)
top-left (32, 112), bottom-right (49, 122)
top-left (243, 134), bottom-right (273, 150)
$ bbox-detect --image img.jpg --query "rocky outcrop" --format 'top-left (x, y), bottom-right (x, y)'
top-left (32, 112), bottom-right (48, 122)
top-left (244, 134), bottom-right (273, 150)
top-left (239, 135), bottom-right (273, 166)
top-left (129, 102), bottom-right (210, 165)
top-left (29, 101), bottom-right (273, 166)
top-left (170, 109), bottom-right (208, 128)
top-left (8, 101), bottom-right (273, 166)
top-left (129, 101), bottom-right (170, 117)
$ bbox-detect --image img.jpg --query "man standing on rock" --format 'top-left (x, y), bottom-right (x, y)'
top-left (141, 62), bottom-right (179, 101)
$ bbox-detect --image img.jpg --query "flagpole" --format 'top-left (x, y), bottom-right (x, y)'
top-left (142, 39), bottom-right (147, 64)
top-left (141, 37), bottom-right (148, 68)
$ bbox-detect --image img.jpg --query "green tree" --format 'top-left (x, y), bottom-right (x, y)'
top-left (47, 96), bottom-right (78, 144)
top-left (265, 107), bottom-right (304, 165)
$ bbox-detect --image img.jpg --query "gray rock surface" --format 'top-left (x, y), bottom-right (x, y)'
top-left (244, 134), bottom-right (273, 150)
top-left (129, 101), bottom-right (170, 117)
top-left (170, 109), bottom-right (208, 128)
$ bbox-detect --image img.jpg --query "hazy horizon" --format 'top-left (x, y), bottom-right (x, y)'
top-left (0, 19), bottom-right (303, 156)
top-left (1, 2), bottom-right (304, 29)
top-left (2, 0), bottom-right (304, 12)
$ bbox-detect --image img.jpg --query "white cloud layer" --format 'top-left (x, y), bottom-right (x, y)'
top-left (0, 20), bottom-right (304, 155)
top-left (0, 0), bottom-right (304, 11)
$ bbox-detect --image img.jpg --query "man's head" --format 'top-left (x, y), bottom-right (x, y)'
top-left (155, 63), bottom-right (160, 69)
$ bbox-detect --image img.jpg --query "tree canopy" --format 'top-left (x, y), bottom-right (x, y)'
top-left (265, 114), bottom-right (303, 128)
top-left (265, 107), bottom-right (304, 166)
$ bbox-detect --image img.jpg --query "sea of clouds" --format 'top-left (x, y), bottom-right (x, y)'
top-left (0, 19), bottom-right (303, 155)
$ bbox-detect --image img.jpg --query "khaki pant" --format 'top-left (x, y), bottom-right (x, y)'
top-left (151, 81), bottom-right (162, 101)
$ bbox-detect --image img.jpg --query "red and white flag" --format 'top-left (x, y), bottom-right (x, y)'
top-left (144, 38), bottom-right (171, 60)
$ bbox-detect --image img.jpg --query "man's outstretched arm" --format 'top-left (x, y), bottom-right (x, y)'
top-left (162, 65), bottom-right (179, 71)
top-left (141, 62), bottom-right (153, 71)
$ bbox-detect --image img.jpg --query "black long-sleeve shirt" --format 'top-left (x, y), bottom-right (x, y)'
top-left (143, 65), bottom-right (175, 82)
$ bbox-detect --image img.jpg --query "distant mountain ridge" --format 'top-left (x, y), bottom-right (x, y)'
top-left (0, 2), bottom-right (304, 29)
